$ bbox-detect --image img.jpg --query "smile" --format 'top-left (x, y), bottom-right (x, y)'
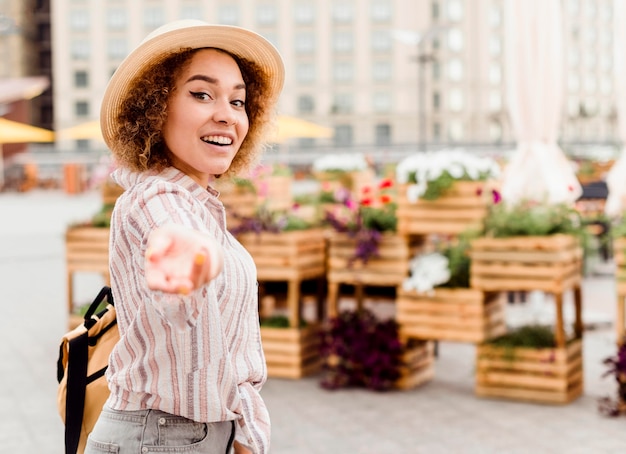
top-left (201, 135), bottom-right (233, 145)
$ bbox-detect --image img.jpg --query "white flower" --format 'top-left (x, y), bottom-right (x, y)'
top-left (402, 252), bottom-right (451, 293)
top-left (312, 153), bottom-right (368, 172)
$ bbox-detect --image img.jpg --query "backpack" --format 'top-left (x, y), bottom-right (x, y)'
top-left (57, 286), bottom-right (119, 454)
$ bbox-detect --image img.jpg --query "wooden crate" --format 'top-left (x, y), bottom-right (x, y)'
top-left (396, 288), bottom-right (506, 343)
top-left (326, 232), bottom-right (424, 317)
top-left (469, 234), bottom-right (583, 294)
top-left (261, 324), bottom-right (322, 379)
top-left (101, 181), bottom-right (125, 206)
top-left (614, 238), bottom-right (626, 340)
top-left (475, 338), bottom-right (584, 404)
top-left (395, 340), bottom-right (436, 390)
top-left (238, 229), bottom-right (326, 329)
top-left (65, 226), bottom-right (110, 313)
top-left (396, 181), bottom-right (489, 235)
top-left (258, 174), bottom-right (293, 211)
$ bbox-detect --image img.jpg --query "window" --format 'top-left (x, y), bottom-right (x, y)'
top-left (448, 59), bottom-right (463, 81)
top-left (333, 62), bottom-right (353, 82)
top-left (375, 124), bottom-right (391, 145)
top-left (489, 6), bottom-right (501, 27)
top-left (489, 122), bottom-right (502, 142)
top-left (143, 7), bottom-right (165, 28)
top-left (334, 124), bottom-right (353, 146)
top-left (70, 10), bottom-right (89, 30)
top-left (488, 64), bottom-right (501, 85)
top-left (568, 98), bottom-right (580, 117)
top-left (71, 40), bottom-right (90, 60)
top-left (448, 120), bottom-right (464, 140)
top-left (568, 0), bottom-right (579, 15)
top-left (432, 91), bottom-right (440, 110)
top-left (447, 28), bottom-right (463, 52)
top-left (296, 63), bottom-right (315, 83)
top-left (294, 3), bottom-right (315, 24)
top-left (180, 6), bottom-right (203, 20)
top-left (295, 32), bottom-right (315, 53)
top-left (74, 70), bottom-right (88, 88)
top-left (371, 30), bottom-right (391, 52)
top-left (333, 31), bottom-right (353, 53)
top-left (257, 4), bottom-right (277, 25)
top-left (372, 61), bottom-right (391, 81)
top-left (568, 73), bottom-right (580, 92)
top-left (332, 2), bottom-right (353, 23)
top-left (332, 93), bottom-right (354, 114)
top-left (431, 1), bottom-right (439, 20)
top-left (489, 91), bottom-right (501, 111)
top-left (433, 122), bottom-right (441, 141)
top-left (75, 101), bottom-right (89, 117)
top-left (600, 76), bottom-right (612, 94)
top-left (601, 55), bottom-right (612, 71)
top-left (218, 4), bottom-right (239, 25)
top-left (569, 49), bottom-right (580, 67)
top-left (297, 95), bottom-right (315, 114)
top-left (107, 9), bottom-right (126, 29)
top-left (448, 89), bottom-right (464, 111)
top-left (373, 92), bottom-right (391, 112)
top-left (370, 1), bottom-right (392, 22)
top-left (108, 38), bottom-right (128, 59)
top-left (585, 75), bottom-right (597, 93)
top-left (447, 0), bottom-right (463, 22)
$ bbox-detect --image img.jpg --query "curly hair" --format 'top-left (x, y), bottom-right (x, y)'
top-left (110, 47), bottom-right (275, 177)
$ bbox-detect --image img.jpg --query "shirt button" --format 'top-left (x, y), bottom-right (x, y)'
top-left (159, 417), bottom-right (166, 425)
top-left (141, 448), bottom-right (149, 454)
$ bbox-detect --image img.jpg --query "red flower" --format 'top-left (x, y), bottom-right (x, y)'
top-left (380, 194), bottom-right (392, 204)
top-left (360, 198), bottom-right (373, 206)
top-left (361, 186), bottom-right (372, 194)
top-left (378, 178), bottom-right (393, 189)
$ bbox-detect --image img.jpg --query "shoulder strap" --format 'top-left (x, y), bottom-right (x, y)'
top-left (64, 286), bottom-right (113, 454)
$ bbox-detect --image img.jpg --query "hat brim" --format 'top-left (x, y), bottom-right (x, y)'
top-left (100, 20), bottom-right (285, 150)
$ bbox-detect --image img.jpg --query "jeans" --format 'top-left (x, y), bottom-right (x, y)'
top-left (85, 405), bottom-right (235, 453)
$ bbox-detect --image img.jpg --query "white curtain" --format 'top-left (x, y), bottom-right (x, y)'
top-left (500, 0), bottom-right (581, 204)
top-left (604, 0), bottom-right (626, 218)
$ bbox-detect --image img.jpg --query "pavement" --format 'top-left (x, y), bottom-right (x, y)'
top-left (1, 189), bottom-right (626, 454)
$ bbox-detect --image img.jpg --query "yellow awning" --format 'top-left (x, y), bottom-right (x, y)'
top-left (0, 118), bottom-right (55, 144)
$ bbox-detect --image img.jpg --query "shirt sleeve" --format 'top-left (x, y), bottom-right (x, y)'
top-left (124, 181), bottom-right (215, 330)
top-left (234, 382), bottom-right (271, 453)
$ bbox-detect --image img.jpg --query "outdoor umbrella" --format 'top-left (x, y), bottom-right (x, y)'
top-left (0, 118), bottom-right (55, 187)
top-left (500, 0), bottom-right (581, 204)
top-left (58, 116), bottom-right (333, 144)
top-left (604, 0), bottom-right (626, 217)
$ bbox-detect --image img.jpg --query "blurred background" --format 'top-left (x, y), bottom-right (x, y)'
top-left (0, 0), bottom-right (619, 190)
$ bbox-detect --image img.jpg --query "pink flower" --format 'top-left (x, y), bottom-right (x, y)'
top-left (492, 189), bottom-right (502, 204)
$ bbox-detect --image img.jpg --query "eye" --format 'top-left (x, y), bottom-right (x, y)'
top-left (231, 99), bottom-right (245, 108)
top-left (190, 91), bottom-right (211, 101)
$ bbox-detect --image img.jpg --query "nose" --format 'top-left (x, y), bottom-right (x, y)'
top-left (212, 99), bottom-right (237, 126)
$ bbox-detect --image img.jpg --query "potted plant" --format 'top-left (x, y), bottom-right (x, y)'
top-left (312, 152), bottom-right (374, 196)
top-left (230, 205), bottom-right (326, 379)
top-left (394, 149), bottom-right (501, 235)
top-left (320, 308), bottom-right (434, 391)
top-left (598, 336), bottom-right (626, 417)
top-left (323, 179), bottom-right (422, 317)
top-left (396, 236), bottom-right (506, 343)
top-left (470, 200), bottom-right (586, 404)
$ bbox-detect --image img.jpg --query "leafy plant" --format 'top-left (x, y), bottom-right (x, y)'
top-left (598, 337), bottom-right (626, 417)
top-left (324, 178), bottom-right (397, 265)
top-left (481, 200), bottom-right (586, 238)
top-left (485, 324), bottom-right (556, 349)
top-left (229, 205), bottom-right (316, 236)
top-left (320, 309), bottom-right (403, 391)
top-left (437, 238), bottom-right (472, 289)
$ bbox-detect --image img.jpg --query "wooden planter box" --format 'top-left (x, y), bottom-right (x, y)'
top-left (396, 181), bottom-right (489, 235)
top-left (395, 340), bottom-right (436, 390)
top-left (315, 169), bottom-right (375, 197)
top-left (65, 226), bottom-right (110, 313)
top-left (101, 181), bottom-right (125, 206)
top-left (238, 229), bottom-right (326, 331)
top-left (614, 238), bottom-right (626, 340)
top-left (396, 288), bottom-right (506, 343)
top-left (469, 234), bottom-right (583, 294)
top-left (475, 338), bottom-right (584, 404)
top-left (326, 232), bottom-right (423, 317)
top-left (258, 175), bottom-right (293, 211)
top-left (261, 324), bottom-right (322, 379)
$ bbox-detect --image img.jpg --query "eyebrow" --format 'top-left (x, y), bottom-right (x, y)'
top-left (185, 74), bottom-right (245, 90)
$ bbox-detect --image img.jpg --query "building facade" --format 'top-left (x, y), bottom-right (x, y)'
top-left (50, 0), bottom-right (617, 155)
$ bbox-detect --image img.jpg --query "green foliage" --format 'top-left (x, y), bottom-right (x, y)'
top-left (486, 324), bottom-right (556, 349)
top-left (612, 212), bottom-right (626, 239)
top-left (271, 163), bottom-right (293, 176)
top-left (260, 315), bottom-right (307, 328)
top-left (360, 203), bottom-right (397, 232)
top-left (232, 176), bottom-right (256, 193)
top-left (407, 169), bottom-right (494, 201)
top-left (436, 238), bottom-right (472, 288)
top-left (482, 201), bottom-right (584, 237)
top-left (90, 203), bottom-right (115, 228)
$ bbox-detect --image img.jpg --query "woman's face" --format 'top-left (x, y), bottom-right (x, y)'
top-left (162, 49), bottom-right (249, 187)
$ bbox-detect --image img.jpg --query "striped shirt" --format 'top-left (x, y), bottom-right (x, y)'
top-left (105, 166), bottom-right (269, 453)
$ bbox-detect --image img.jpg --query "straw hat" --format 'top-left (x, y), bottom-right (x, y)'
top-left (100, 19), bottom-right (285, 150)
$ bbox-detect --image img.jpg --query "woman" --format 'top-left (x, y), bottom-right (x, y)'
top-left (85, 20), bottom-right (284, 454)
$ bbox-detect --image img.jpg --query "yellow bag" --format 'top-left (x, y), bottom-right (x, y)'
top-left (57, 286), bottom-right (119, 454)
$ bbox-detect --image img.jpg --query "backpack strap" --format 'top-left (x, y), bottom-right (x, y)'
top-left (64, 286), bottom-right (113, 454)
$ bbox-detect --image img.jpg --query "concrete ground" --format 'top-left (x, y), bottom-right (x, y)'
top-left (1, 189), bottom-right (625, 454)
